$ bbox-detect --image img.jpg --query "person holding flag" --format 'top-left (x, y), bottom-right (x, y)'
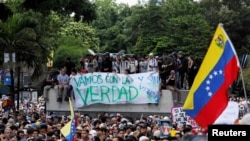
top-left (61, 98), bottom-right (77, 141)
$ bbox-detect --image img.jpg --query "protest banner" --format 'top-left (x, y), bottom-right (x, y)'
top-left (70, 72), bottom-right (160, 107)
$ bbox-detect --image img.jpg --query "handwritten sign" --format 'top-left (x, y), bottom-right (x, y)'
top-left (71, 72), bottom-right (160, 107)
top-left (171, 106), bottom-right (198, 128)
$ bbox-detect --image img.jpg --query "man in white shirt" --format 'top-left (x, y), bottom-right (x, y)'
top-left (55, 68), bottom-right (69, 102)
top-left (128, 56), bottom-right (138, 74)
top-left (147, 53), bottom-right (158, 72)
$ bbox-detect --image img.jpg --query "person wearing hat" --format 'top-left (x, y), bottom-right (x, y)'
top-left (137, 123), bottom-right (151, 140)
top-left (147, 53), bottom-right (158, 72)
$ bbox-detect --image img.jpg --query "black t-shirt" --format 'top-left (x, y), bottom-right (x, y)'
top-left (64, 61), bottom-right (75, 75)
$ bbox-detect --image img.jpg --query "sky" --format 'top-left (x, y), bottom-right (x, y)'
top-left (115, 0), bottom-right (200, 6)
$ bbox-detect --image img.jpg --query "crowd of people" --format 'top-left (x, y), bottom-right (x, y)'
top-left (0, 94), bottom-right (249, 141)
top-left (42, 51), bottom-right (198, 104)
top-left (0, 51), bottom-right (248, 141)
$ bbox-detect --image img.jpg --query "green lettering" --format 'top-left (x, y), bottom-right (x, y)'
top-left (118, 86), bottom-right (128, 100)
top-left (113, 75), bottom-right (118, 83)
top-left (129, 86), bottom-right (139, 101)
top-left (90, 86), bottom-right (100, 103)
top-left (122, 76), bottom-right (131, 84)
top-left (100, 86), bottom-right (110, 102)
top-left (112, 86), bottom-right (119, 102)
top-left (76, 88), bottom-right (88, 105)
top-left (83, 75), bottom-right (91, 85)
top-left (97, 75), bottom-right (103, 84)
top-left (74, 77), bottom-right (86, 87)
top-left (106, 75), bottom-right (119, 84)
top-left (105, 75), bottom-right (110, 83)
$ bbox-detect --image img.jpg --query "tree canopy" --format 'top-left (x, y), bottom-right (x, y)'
top-left (1, 0), bottom-right (250, 73)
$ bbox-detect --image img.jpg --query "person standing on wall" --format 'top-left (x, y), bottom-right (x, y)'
top-left (64, 57), bottom-right (76, 76)
top-left (166, 70), bottom-right (182, 104)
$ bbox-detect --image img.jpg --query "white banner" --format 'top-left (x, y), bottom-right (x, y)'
top-left (71, 72), bottom-right (160, 107)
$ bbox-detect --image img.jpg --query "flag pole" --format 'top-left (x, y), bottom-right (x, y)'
top-left (239, 67), bottom-right (249, 112)
top-left (220, 23), bottom-right (249, 112)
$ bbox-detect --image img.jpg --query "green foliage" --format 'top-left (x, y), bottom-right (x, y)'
top-left (54, 36), bottom-right (86, 69)
top-left (118, 0), bottom-right (212, 59)
top-left (0, 5), bottom-right (51, 80)
top-left (200, 0), bottom-right (250, 56)
top-left (0, 3), bottom-right (13, 22)
top-left (58, 20), bottom-right (99, 51)
top-left (21, 0), bottom-right (97, 23)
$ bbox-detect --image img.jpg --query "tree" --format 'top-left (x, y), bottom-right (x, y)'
top-left (54, 36), bottom-right (87, 69)
top-left (0, 3), bottom-right (13, 22)
top-left (0, 13), bottom-right (50, 80)
top-left (0, 11), bottom-right (50, 111)
top-left (54, 19), bottom-right (99, 69)
top-left (199, 0), bottom-right (250, 56)
top-left (22, 0), bottom-right (97, 23)
top-left (92, 0), bottom-right (133, 53)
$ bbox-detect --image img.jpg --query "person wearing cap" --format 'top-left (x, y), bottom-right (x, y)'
top-left (147, 53), bottom-right (158, 72)
top-left (137, 123), bottom-right (149, 140)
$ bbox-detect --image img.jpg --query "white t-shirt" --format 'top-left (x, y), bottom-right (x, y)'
top-left (128, 60), bottom-right (138, 73)
top-left (147, 58), bottom-right (158, 72)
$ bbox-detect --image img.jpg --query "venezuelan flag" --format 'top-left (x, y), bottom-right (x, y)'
top-left (60, 98), bottom-right (76, 141)
top-left (183, 23), bottom-right (240, 128)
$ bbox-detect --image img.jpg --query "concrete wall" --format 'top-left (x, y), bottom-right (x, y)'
top-left (46, 89), bottom-right (189, 114)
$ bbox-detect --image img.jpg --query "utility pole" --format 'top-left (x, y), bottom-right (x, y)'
top-left (5, 53), bottom-right (16, 113)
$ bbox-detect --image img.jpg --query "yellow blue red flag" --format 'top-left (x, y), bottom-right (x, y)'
top-left (60, 98), bottom-right (76, 141)
top-left (183, 23), bottom-right (240, 128)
